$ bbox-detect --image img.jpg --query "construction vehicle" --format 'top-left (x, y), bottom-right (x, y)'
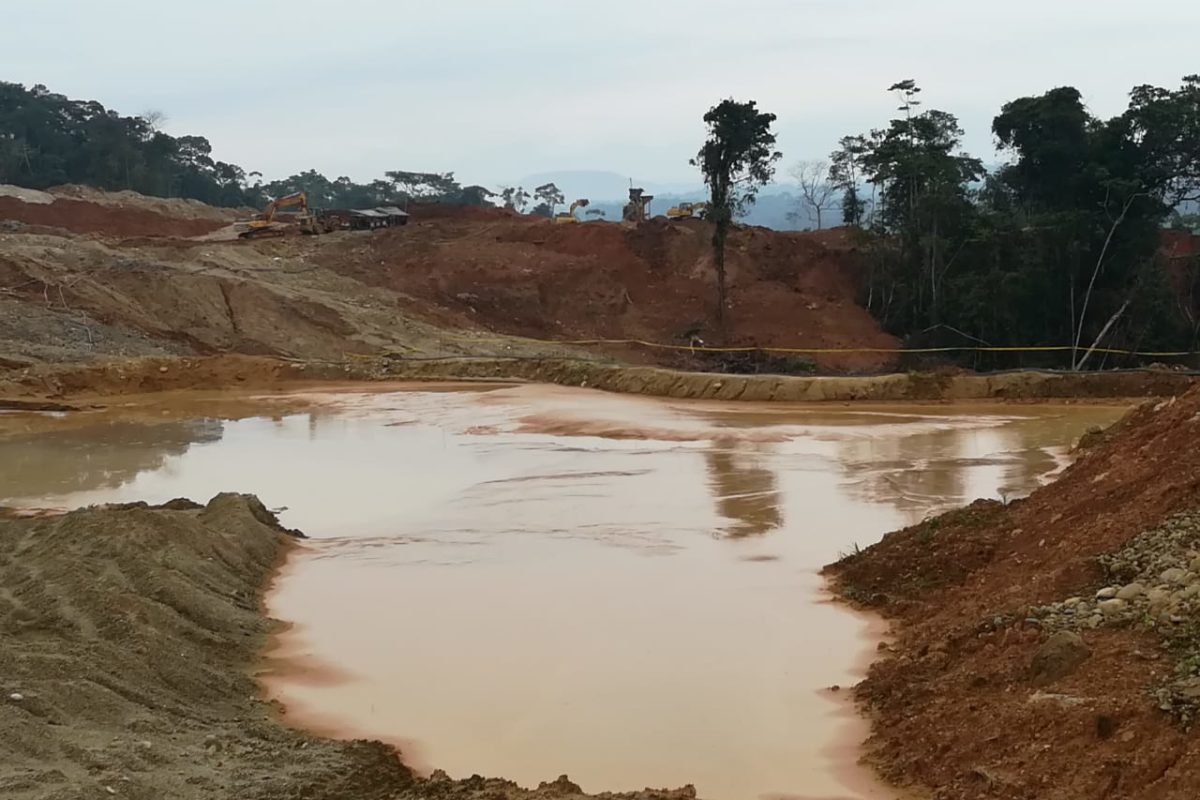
top-left (239, 192), bottom-right (328, 239)
top-left (666, 201), bottom-right (709, 220)
top-left (554, 198), bottom-right (590, 224)
top-left (622, 186), bottom-right (653, 223)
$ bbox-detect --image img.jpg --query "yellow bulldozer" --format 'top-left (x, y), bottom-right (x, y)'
top-left (239, 191), bottom-right (331, 239)
top-left (666, 201), bottom-right (708, 221)
top-left (554, 198), bottom-right (590, 224)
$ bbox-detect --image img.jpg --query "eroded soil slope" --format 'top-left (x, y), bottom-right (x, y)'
top-left (0, 495), bottom-right (694, 800)
top-left (827, 392), bottom-right (1200, 799)
top-left (0, 187), bottom-right (897, 372)
top-left (324, 214), bottom-right (897, 371)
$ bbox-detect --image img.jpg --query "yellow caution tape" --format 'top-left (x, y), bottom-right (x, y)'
top-left (412, 334), bottom-right (1195, 359)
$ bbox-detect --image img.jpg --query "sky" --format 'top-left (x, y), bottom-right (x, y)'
top-left (5, 0), bottom-right (1200, 193)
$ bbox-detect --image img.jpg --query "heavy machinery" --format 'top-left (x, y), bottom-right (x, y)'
top-left (554, 198), bottom-right (590, 224)
top-left (239, 191), bottom-right (326, 239)
top-left (666, 201), bottom-right (709, 220)
top-left (622, 186), bottom-right (653, 222)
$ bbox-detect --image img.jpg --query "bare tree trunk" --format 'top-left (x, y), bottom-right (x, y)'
top-left (1072, 193), bottom-right (1140, 369)
top-left (713, 222), bottom-right (728, 330)
top-left (930, 215), bottom-right (939, 324)
top-left (1075, 298), bottom-right (1131, 371)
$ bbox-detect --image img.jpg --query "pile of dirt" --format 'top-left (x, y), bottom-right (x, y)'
top-left (0, 229), bottom-right (587, 366)
top-left (46, 185), bottom-right (241, 222)
top-left (826, 391), bottom-right (1200, 799)
top-left (0, 494), bottom-right (695, 800)
top-left (406, 202), bottom-right (521, 222)
top-left (0, 191), bottom-right (229, 238)
top-left (321, 216), bottom-right (898, 372)
top-left (0, 185), bottom-right (903, 373)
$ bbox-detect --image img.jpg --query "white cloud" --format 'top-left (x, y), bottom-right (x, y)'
top-left (4, 0), bottom-right (1199, 188)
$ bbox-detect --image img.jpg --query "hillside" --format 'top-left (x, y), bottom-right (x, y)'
top-left (826, 392), bottom-right (1200, 799)
top-left (0, 185), bottom-right (896, 373)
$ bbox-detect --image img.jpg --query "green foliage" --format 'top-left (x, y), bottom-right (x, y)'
top-left (0, 81), bottom-right (505, 214)
top-left (0, 82), bottom-right (256, 207)
top-left (499, 186), bottom-right (530, 213)
top-left (845, 76), bottom-right (1200, 369)
top-left (829, 135), bottom-right (869, 227)
top-left (533, 182), bottom-right (564, 215)
top-left (692, 98), bottom-right (781, 325)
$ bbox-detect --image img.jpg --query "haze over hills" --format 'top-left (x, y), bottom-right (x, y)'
top-left (513, 170), bottom-right (831, 231)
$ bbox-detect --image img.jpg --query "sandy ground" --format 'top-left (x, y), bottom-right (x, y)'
top-left (0, 494), bottom-right (697, 800)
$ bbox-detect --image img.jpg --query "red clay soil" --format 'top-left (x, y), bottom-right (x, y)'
top-left (321, 216), bottom-right (898, 372)
top-left (405, 202), bottom-right (522, 222)
top-left (0, 197), bottom-right (226, 238)
top-left (826, 392), bottom-right (1200, 799)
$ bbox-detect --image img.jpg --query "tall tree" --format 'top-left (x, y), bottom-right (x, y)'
top-left (533, 182), bottom-right (565, 216)
top-left (859, 82), bottom-right (983, 327)
top-left (829, 135), bottom-right (869, 227)
top-left (789, 160), bottom-right (837, 229)
top-left (692, 99), bottom-right (781, 325)
top-left (500, 186), bottom-right (530, 212)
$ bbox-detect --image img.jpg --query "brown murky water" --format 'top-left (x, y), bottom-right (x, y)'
top-left (0, 385), bottom-right (1128, 800)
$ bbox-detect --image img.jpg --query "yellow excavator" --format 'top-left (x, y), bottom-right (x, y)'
top-left (554, 198), bottom-right (590, 224)
top-left (239, 191), bottom-right (324, 239)
top-left (666, 201), bottom-right (709, 221)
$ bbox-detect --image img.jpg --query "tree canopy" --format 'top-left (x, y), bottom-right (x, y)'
top-left (0, 81), bottom-right (500, 212)
top-left (841, 76), bottom-right (1200, 368)
top-left (693, 98), bottom-right (781, 325)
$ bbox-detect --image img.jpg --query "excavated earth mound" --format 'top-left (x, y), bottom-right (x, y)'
top-left (0, 182), bottom-right (233, 238)
top-left (826, 390), bottom-right (1200, 799)
top-left (0, 494), bottom-right (695, 800)
top-left (0, 187), bottom-right (897, 373)
top-left (317, 216), bottom-right (899, 372)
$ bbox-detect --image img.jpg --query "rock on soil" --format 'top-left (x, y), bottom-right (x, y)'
top-left (0, 494), bottom-right (694, 800)
top-left (1030, 631), bottom-right (1091, 684)
top-left (826, 388), bottom-right (1200, 799)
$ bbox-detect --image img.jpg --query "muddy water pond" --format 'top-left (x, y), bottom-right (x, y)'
top-left (0, 384), bottom-right (1128, 800)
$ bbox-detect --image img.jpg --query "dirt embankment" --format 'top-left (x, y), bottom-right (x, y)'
top-left (0, 183), bottom-right (235, 238)
top-left (322, 215), bottom-right (897, 372)
top-left (825, 389), bottom-right (1200, 799)
top-left (0, 354), bottom-right (1196, 407)
top-left (0, 494), bottom-right (695, 800)
top-left (0, 185), bottom-right (896, 373)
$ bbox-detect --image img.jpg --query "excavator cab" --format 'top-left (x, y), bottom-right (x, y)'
top-left (554, 198), bottom-right (590, 224)
top-left (666, 201), bottom-right (708, 221)
top-left (240, 191), bottom-right (323, 239)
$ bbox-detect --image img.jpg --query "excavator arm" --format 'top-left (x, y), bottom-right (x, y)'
top-left (258, 191), bottom-right (308, 224)
top-left (240, 191), bottom-right (314, 238)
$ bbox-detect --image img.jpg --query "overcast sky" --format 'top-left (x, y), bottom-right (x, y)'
top-left (5, 0), bottom-right (1199, 189)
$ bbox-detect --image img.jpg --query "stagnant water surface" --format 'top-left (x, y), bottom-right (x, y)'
top-left (0, 385), bottom-right (1128, 800)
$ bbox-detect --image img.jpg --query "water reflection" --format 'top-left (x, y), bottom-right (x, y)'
top-left (705, 440), bottom-right (783, 538)
top-left (0, 386), bottom-right (1131, 800)
top-left (0, 419), bottom-right (222, 501)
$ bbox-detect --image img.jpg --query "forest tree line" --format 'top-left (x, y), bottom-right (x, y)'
top-left (0, 82), bottom-right (516, 211)
top-left (5, 77), bottom-right (1200, 367)
top-left (833, 76), bottom-right (1200, 368)
top-left (693, 77), bottom-right (1200, 367)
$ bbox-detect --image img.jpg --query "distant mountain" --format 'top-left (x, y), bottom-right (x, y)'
top-left (506, 170), bottom-right (849, 231)
top-left (512, 171), bottom-right (704, 203)
top-left (569, 187), bottom-right (841, 231)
